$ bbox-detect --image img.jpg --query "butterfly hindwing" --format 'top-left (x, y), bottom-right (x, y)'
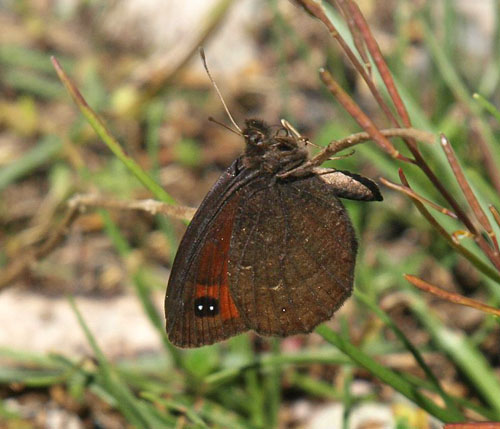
top-left (227, 174), bottom-right (357, 336)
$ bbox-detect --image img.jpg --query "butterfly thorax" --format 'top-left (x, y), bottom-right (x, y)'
top-left (242, 119), bottom-right (308, 174)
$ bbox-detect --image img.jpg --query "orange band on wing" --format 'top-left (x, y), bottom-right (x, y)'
top-left (194, 195), bottom-right (241, 321)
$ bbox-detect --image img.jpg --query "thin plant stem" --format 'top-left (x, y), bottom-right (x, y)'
top-left (315, 325), bottom-right (466, 422)
top-left (51, 57), bottom-right (176, 205)
top-left (406, 275), bottom-right (500, 318)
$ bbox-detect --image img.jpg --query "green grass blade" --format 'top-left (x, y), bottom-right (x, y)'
top-left (0, 367), bottom-right (65, 386)
top-left (3, 68), bottom-right (64, 99)
top-left (142, 392), bottom-right (209, 428)
top-left (0, 135), bottom-right (61, 191)
top-left (99, 210), bottom-right (182, 366)
top-left (408, 292), bottom-right (500, 416)
top-left (204, 349), bottom-right (350, 388)
top-left (67, 295), bottom-right (154, 428)
top-left (51, 56), bottom-right (176, 205)
top-left (420, 19), bottom-right (500, 169)
top-left (264, 339), bottom-right (281, 428)
top-left (354, 289), bottom-right (464, 418)
top-left (315, 325), bottom-right (465, 422)
top-left (473, 93), bottom-right (500, 124)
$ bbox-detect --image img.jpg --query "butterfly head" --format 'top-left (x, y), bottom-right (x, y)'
top-left (242, 119), bottom-right (308, 174)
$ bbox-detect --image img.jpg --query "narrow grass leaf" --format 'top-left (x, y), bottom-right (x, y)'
top-left (67, 295), bottom-right (154, 428)
top-left (99, 210), bottom-right (183, 366)
top-left (142, 392), bottom-right (209, 428)
top-left (316, 325), bottom-right (466, 422)
top-left (51, 56), bottom-right (175, 205)
top-left (408, 292), bottom-right (500, 416)
top-left (0, 135), bottom-right (61, 191)
top-left (474, 93), bottom-right (500, 124)
top-left (354, 289), bottom-right (464, 418)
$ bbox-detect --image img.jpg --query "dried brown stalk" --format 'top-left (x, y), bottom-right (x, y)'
top-left (340, 0), bottom-right (412, 129)
top-left (293, 0), bottom-right (500, 278)
top-left (397, 170), bottom-right (500, 284)
top-left (295, 0), bottom-right (400, 127)
top-left (380, 177), bottom-right (457, 219)
top-left (0, 206), bottom-right (80, 291)
top-left (440, 134), bottom-right (500, 253)
top-left (333, 0), bottom-right (371, 75)
top-left (68, 194), bottom-right (196, 221)
top-left (319, 69), bottom-right (404, 160)
top-left (280, 127), bottom-right (435, 179)
top-left (406, 275), bottom-right (500, 318)
top-left (490, 205), bottom-right (500, 229)
top-left (0, 195), bottom-right (196, 291)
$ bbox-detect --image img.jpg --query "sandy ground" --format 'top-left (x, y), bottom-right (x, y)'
top-left (0, 289), bottom-right (164, 358)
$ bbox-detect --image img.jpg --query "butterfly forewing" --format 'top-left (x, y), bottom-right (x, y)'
top-left (165, 160), bottom-right (250, 348)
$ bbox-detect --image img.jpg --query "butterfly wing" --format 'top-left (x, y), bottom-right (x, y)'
top-left (228, 174), bottom-right (357, 336)
top-left (165, 160), bottom-right (256, 348)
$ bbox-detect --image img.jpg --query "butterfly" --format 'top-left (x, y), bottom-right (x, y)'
top-left (164, 115), bottom-right (382, 348)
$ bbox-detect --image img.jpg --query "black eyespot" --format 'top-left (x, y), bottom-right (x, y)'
top-left (194, 297), bottom-right (219, 318)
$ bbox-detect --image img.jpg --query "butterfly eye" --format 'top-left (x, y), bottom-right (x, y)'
top-left (275, 141), bottom-right (294, 152)
top-left (247, 132), bottom-right (265, 146)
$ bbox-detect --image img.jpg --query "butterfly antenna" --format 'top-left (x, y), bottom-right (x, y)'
top-left (208, 117), bottom-right (242, 137)
top-left (200, 47), bottom-right (242, 134)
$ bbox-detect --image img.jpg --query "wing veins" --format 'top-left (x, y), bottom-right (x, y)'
top-left (281, 190), bottom-right (354, 299)
top-left (278, 187), bottom-right (336, 321)
top-left (276, 187), bottom-right (309, 333)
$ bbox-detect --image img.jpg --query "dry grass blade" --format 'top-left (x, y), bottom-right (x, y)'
top-left (380, 177), bottom-right (457, 219)
top-left (405, 275), bottom-right (500, 318)
top-left (333, 0), bottom-right (371, 75)
top-left (0, 206), bottom-right (79, 291)
top-left (51, 57), bottom-right (106, 131)
top-left (278, 127), bottom-right (433, 179)
top-left (312, 127), bottom-right (434, 165)
top-left (397, 170), bottom-right (500, 284)
top-left (278, 128), bottom-right (432, 178)
top-left (490, 205), bottom-right (500, 229)
top-left (297, 0), bottom-right (478, 245)
top-left (298, 0), bottom-right (484, 250)
top-left (319, 68), bottom-right (403, 160)
top-left (68, 194), bottom-right (196, 221)
top-left (0, 195), bottom-right (195, 291)
top-left (341, 0), bottom-right (411, 129)
top-left (440, 134), bottom-right (500, 254)
top-left (294, 0), bottom-right (399, 127)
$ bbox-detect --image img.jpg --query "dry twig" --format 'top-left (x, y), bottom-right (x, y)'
top-left (0, 195), bottom-right (196, 291)
top-left (406, 275), bottom-right (500, 318)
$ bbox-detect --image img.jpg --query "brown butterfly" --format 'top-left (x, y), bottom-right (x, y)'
top-left (164, 51), bottom-right (382, 348)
